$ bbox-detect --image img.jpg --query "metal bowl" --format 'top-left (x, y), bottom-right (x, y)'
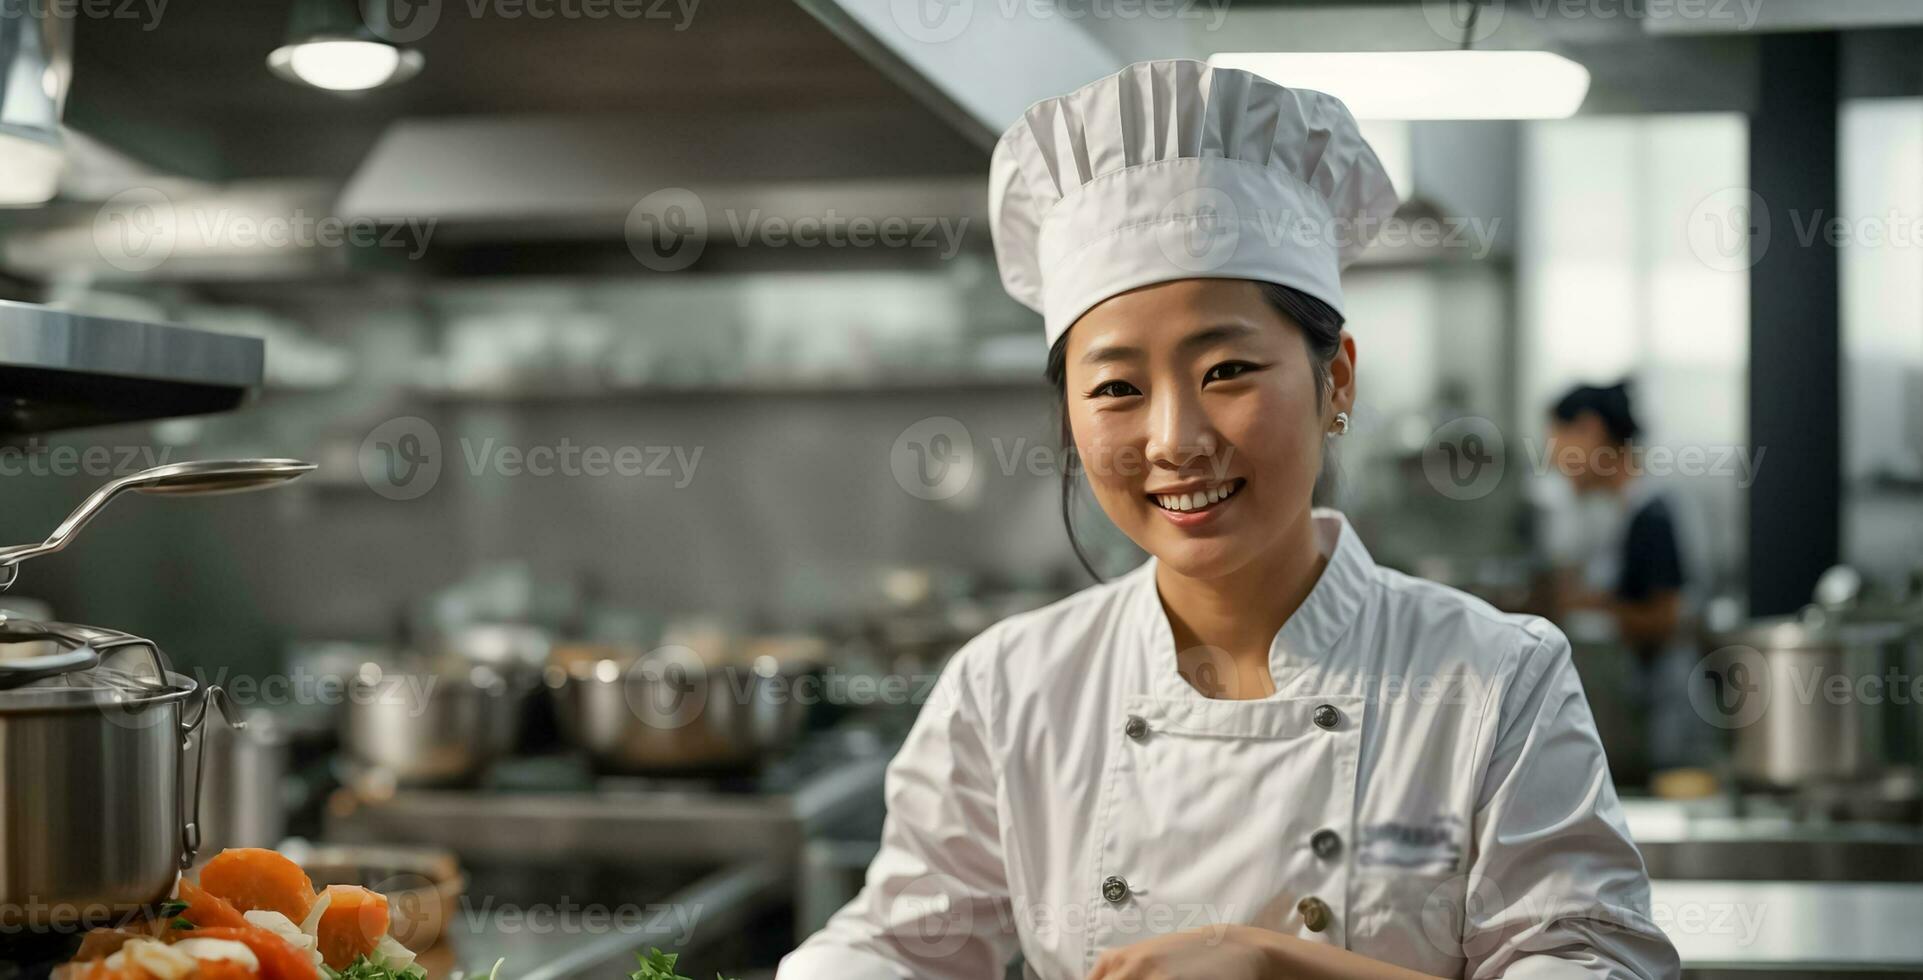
top-left (281, 842), bottom-right (465, 953)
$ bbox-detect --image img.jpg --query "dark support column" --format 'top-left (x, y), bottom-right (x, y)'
top-left (1747, 33), bottom-right (1841, 616)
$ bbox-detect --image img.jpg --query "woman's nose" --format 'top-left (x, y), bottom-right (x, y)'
top-left (1144, 389), bottom-right (1219, 470)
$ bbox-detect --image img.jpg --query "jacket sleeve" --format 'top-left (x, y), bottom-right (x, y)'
top-left (778, 629), bottom-right (1018, 980)
top-left (1462, 626), bottom-right (1682, 979)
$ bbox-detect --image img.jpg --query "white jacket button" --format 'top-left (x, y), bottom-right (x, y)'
top-left (1298, 896), bottom-right (1333, 932)
top-left (1310, 828), bottom-right (1342, 858)
top-left (1101, 875), bottom-right (1130, 904)
top-left (1312, 704), bottom-right (1341, 730)
top-left (1123, 715), bottom-right (1149, 740)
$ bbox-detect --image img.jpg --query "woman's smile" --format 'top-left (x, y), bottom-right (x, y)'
top-left (1148, 477), bottom-right (1247, 527)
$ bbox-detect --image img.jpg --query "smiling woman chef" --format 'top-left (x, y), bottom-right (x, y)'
top-left (779, 61), bottom-right (1679, 980)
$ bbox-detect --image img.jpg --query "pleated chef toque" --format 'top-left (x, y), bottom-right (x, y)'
top-left (989, 59), bottom-right (1400, 349)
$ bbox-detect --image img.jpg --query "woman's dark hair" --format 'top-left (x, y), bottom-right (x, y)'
top-left (1044, 281), bottom-right (1347, 581)
top-left (1551, 380), bottom-right (1640, 445)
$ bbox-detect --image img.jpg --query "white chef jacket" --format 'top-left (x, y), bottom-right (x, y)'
top-left (781, 510), bottom-right (1679, 980)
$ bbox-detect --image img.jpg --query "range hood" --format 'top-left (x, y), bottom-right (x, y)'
top-left (0, 300), bottom-right (263, 434)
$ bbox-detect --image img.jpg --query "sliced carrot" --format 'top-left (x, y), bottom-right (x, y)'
top-left (184, 927), bottom-right (320, 980)
top-left (199, 849), bottom-right (317, 923)
top-left (176, 879), bottom-right (251, 931)
top-left (192, 960), bottom-right (256, 980)
top-left (314, 885), bottom-right (389, 970)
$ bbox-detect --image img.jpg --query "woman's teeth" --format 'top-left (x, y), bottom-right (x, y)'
top-left (1152, 480), bottom-right (1242, 513)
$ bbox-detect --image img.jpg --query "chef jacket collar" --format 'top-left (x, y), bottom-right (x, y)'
top-left (1133, 508), bottom-right (1375, 698)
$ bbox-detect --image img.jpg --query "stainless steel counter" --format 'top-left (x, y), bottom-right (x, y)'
top-left (1655, 880), bottom-right (1923, 975)
top-left (1624, 798), bottom-right (1923, 882)
top-left (435, 860), bottom-right (788, 980)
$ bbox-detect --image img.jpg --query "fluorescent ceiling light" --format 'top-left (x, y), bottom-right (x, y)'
top-left (1209, 51), bottom-right (1590, 120)
top-left (268, 39), bottom-right (422, 92)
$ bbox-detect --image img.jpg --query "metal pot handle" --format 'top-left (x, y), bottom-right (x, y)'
top-left (179, 685), bottom-right (244, 868)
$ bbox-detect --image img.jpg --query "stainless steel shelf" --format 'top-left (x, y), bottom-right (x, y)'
top-left (0, 300), bottom-right (264, 434)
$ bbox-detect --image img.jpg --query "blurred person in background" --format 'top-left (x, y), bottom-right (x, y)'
top-left (1546, 380), bottom-right (1716, 789)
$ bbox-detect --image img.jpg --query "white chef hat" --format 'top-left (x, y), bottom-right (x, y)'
top-left (989, 59), bottom-right (1400, 349)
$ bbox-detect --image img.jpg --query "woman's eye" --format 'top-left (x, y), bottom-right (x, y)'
top-left (1088, 380), bottom-right (1141, 399)
top-left (1204, 361), bottom-right (1260, 384)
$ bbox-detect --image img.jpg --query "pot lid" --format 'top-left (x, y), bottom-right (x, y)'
top-left (0, 614), bottom-right (193, 711)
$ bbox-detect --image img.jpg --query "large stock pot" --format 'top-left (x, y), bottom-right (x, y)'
top-left (0, 617), bottom-right (237, 933)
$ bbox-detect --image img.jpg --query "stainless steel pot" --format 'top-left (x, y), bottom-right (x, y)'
top-left (546, 638), bottom-right (823, 774)
top-left (1707, 606), bottom-right (1910, 789)
top-left (0, 618), bottom-right (238, 932)
top-left (0, 459), bottom-right (310, 932)
top-left (342, 658), bottom-right (520, 787)
top-left (197, 706), bottom-right (289, 853)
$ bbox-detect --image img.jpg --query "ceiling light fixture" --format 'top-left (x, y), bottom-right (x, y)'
top-left (1211, 1), bottom-right (1588, 121)
top-left (267, 0), bottom-right (423, 93)
top-left (1209, 50), bottom-right (1590, 120)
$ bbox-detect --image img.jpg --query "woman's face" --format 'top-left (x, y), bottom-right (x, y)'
top-left (1063, 278), bottom-right (1354, 581)
top-left (1547, 413), bottom-right (1610, 492)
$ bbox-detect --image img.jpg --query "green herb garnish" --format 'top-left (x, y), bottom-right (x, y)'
top-left (171, 918), bottom-right (195, 931)
top-left (628, 948), bottom-right (734, 980)
top-left (323, 955), bottom-right (428, 980)
top-left (158, 900), bottom-right (189, 918)
top-left (630, 949), bottom-right (688, 980)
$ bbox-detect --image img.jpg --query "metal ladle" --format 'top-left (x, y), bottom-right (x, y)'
top-left (0, 458), bottom-right (316, 591)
